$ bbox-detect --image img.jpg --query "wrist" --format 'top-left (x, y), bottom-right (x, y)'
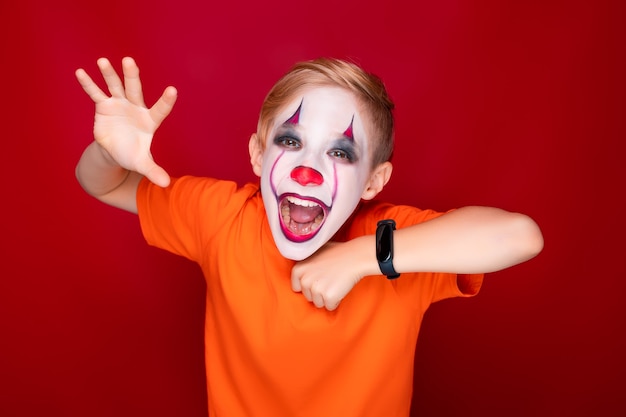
top-left (94, 141), bottom-right (122, 168)
top-left (77, 142), bottom-right (131, 197)
top-left (349, 235), bottom-right (381, 278)
top-left (376, 219), bottom-right (400, 279)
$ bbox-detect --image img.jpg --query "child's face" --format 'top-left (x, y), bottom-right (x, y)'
top-left (258, 86), bottom-right (375, 260)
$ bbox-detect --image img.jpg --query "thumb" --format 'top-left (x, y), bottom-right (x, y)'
top-left (140, 159), bottom-right (171, 188)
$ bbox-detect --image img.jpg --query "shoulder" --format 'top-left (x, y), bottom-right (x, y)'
top-left (341, 200), bottom-right (446, 237)
top-left (137, 176), bottom-right (262, 225)
top-left (139, 175), bottom-right (259, 204)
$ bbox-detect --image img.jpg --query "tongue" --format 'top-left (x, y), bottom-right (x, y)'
top-left (289, 202), bottom-right (322, 223)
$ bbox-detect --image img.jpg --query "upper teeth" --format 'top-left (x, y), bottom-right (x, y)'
top-left (286, 196), bottom-right (319, 207)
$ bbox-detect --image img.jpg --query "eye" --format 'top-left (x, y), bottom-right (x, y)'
top-left (275, 136), bottom-right (301, 149)
top-left (328, 148), bottom-right (356, 163)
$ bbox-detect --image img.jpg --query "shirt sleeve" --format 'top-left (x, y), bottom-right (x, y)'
top-left (136, 176), bottom-right (257, 262)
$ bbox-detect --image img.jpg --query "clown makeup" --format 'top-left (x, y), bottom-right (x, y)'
top-left (258, 86), bottom-right (375, 260)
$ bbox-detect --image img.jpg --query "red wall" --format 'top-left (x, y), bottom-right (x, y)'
top-left (1, 1), bottom-right (624, 416)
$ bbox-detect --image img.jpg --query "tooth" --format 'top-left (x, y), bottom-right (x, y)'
top-left (286, 196), bottom-right (320, 208)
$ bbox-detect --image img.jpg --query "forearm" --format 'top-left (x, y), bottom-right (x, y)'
top-left (75, 141), bottom-right (141, 213)
top-left (351, 206), bottom-right (544, 277)
top-left (391, 206), bottom-right (543, 274)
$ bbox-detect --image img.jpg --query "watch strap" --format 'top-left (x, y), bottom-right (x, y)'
top-left (376, 219), bottom-right (400, 279)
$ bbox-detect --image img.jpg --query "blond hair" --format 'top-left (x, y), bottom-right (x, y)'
top-left (256, 58), bottom-right (395, 168)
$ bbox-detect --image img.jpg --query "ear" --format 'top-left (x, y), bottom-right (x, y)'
top-left (248, 133), bottom-right (264, 177)
top-left (361, 161), bottom-right (393, 200)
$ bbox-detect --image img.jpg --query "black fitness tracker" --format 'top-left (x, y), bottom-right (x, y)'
top-left (376, 219), bottom-right (400, 279)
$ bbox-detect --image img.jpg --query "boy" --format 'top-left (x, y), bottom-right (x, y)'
top-left (75, 57), bottom-right (543, 416)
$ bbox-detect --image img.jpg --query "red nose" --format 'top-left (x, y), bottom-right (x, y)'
top-left (290, 166), bottom-right (323, 186)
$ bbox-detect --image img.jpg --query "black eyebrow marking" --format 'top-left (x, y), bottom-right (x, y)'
top-left (273, 125), bottom-right (300, 139)
top-left (272, 125), bottom-right (302, 149)
top-left (331, 137), bottom-right (360, 162)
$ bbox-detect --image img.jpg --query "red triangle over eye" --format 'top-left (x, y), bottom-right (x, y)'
top-left (285, 100), bottom-right (302, 125)
top-left (343, 116), bottom-right (354, 140)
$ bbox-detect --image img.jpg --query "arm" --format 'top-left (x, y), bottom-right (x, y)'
top-left (75, 57), bottom-right (177, 213)
top-left (392, 206), bottom-right (544, 274)
top-left (291, 206), bottom-right (543, 310)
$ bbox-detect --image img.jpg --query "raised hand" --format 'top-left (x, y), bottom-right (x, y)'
top-left (75, 57), bottom-right (177, 187)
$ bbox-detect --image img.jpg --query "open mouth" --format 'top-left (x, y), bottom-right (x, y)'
top-left (278, 194), bottom-right (328, 242)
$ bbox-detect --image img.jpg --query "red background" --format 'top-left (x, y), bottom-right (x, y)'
top-left (1, 0), bottom-right (624, 416)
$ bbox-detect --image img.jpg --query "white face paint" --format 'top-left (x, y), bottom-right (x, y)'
top-left (259, 86), bottom-right (374, 260)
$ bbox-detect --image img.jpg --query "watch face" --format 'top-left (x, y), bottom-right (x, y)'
top-left (376, 223), bottom-right (393, 262)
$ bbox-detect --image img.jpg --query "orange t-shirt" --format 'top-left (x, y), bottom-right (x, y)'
top-left (137, 176), bottom-right (483, 417)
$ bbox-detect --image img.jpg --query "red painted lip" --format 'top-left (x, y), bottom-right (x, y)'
top-left (277, 193), bottom-right (329, 243)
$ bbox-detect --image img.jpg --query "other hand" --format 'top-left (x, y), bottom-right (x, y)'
top-left (291, 238), bottom-right (372, 311)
